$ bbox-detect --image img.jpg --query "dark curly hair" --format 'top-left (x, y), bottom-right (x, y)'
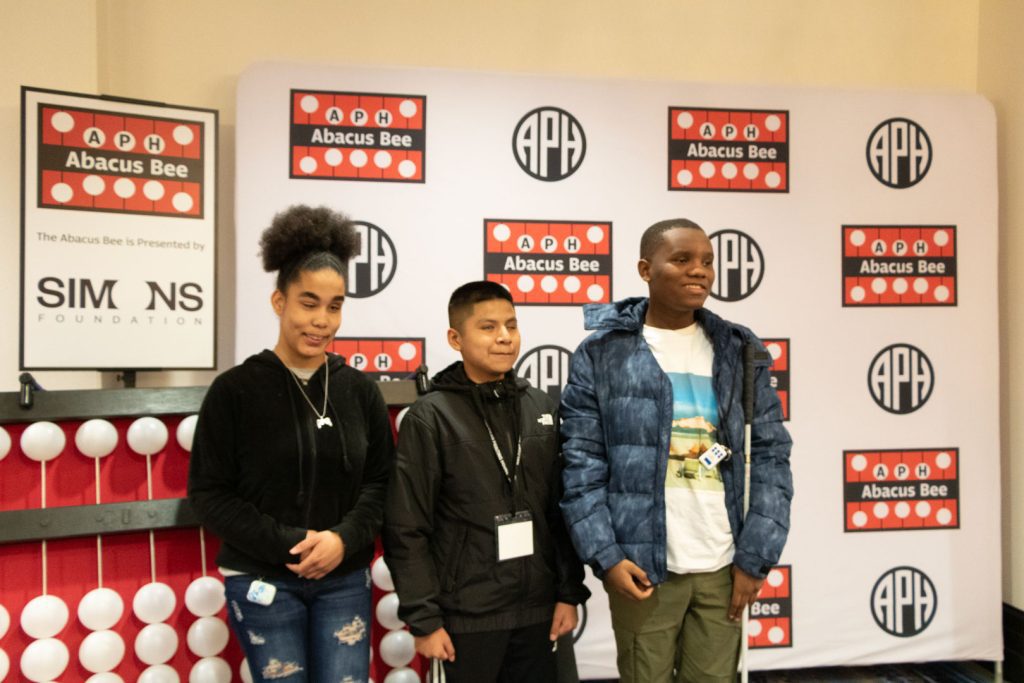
top-left (259, 205), bottom-right (361, 292)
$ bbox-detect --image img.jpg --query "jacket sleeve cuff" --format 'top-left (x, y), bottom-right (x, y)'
top-left (407, 614), bottom-right (445, 637)
top-left (594, 544), bottom-right (627, 574)
top-left (733, 549), bottom-right (772, 580)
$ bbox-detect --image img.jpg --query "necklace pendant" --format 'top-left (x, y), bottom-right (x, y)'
top-left (316, 416), bottom-right (333, 429)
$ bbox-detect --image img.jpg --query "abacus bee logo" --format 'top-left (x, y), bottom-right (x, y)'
top-left (842, 226), bottom-right (957, 307)
top-left (38, 104), bottom-right (204, 218)
top-left (867, 344), bottom-right (934, 415)
top-left (844, 449), bottom-right (960, 532)
top-left (483, 219), bottom-right (612, 306)
top-left (290, 89), bottom-right (426, 183)
top-left (867, 118), bottom-right (932, 189)
top-left (512, 107), bottom-right (586, 181)
top-left (748, 566), bottom-right (792, 649)
top-left (346, 222), bottom-right (396, 299)
top-left (328, 337), bottom-right (424, 381)
top-left (708, 230), bottom-right (764, 302)
top-left (515, 345), bottom-right (572, 403)
top-left (668, 107), bottom-right (789, 192)
top-left (871, 567), bottom-right (937, 637)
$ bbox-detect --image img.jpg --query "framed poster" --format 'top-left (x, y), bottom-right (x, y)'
top-left (21, 87), bottom-right (217, 370)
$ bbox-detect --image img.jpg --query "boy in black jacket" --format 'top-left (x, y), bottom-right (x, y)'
top-left (384, 281), bottom-right (589, 683)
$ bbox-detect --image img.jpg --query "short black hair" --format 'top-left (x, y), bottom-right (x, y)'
top-left (259, 205), bottom-right (361, 292)
top-left (448, 280), bottom-right (515, 329)
top-left (640, 218), bottom-right (704, 260)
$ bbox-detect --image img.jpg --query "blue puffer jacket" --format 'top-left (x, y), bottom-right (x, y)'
top-left (560, 297), bottom-right (793, 582)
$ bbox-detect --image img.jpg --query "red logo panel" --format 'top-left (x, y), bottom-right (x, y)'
top-left (38, 105), bottom-right (204, 217)
top-left (328, 337), bottom-right (424, 380)
top-left (762, 338), bottom-right (790, 421)
top-left (669, 107), bottom-right (789, 192)
top-left (844, 449), bottom-right (960, 531)
top-left (842, 226), bottom-right (956, 306)
top-left (290, 90), bottom-right (426, 183)
top-left (749, 565), bottom-right (792, 649)
top-left (483, 220), bottom-right (612, 306)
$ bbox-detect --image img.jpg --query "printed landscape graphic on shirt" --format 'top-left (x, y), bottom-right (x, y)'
top-left (666, 372), bottom-right (722, 492)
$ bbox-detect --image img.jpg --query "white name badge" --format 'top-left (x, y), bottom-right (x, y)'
top-left (495, 511), bottom-right (534, 562)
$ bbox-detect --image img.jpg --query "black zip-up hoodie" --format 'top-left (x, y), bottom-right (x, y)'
top-left (187, 350), bottom-right (394, 579)
top-left (383, 361), bottom-right (590, 636)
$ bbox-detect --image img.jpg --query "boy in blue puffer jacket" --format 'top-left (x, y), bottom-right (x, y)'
top-left (560, 218), bottom-right (793, 683)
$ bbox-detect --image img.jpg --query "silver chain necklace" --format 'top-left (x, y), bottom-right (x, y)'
top-left (288, 357), bottom-right (333, 429)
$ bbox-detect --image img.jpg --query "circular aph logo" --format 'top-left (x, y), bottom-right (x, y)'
top-left (870, 566), bottom-right (937, 637)
top-left (515, 345), bottom-right (571, 403)
top-left (867, 343), bottom-right (934, 414)
top-left (512, 107), bottom-right (586, 181)
top-left (708, 229), bottom-right (764, 302)
top-left (866, 118), bottom-right (932, 189)
top-left (346, 222), bottom-right (397, 298)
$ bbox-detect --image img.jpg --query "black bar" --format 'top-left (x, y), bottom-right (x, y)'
top-left (0, 498), bottom-right (198, 544)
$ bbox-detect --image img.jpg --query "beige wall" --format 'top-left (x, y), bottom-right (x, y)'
top-left (6, 0), bottom-right (1021, 607)
top-left (979, 0), bottom-right (1024, 611)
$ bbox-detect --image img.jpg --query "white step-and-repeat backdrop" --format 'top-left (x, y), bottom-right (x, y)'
top-left (235, 63), bottom-right (1000, 676)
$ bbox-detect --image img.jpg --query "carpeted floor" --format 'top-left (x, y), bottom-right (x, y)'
top-left (749, 661), bottom-right (997, 682)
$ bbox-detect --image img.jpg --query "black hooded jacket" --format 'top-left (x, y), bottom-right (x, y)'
top-left (383, 362), bottom-right (589, 636)
top-left (187, 350), bottom-right (394, 579)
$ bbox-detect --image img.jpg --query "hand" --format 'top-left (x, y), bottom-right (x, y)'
top-left (414, 627), bottom-right (455, 661)
top-left (549, 602), bottom-right (578, 641)
top-left (605, 559), bottom-right (654, 601)
top-left (286, 530), bottom-right (345, 579)
top-left (728, 565), bottom-right (765, 621)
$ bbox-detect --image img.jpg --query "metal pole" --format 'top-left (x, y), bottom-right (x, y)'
top-left (740, 343), bottom-right (756, 683)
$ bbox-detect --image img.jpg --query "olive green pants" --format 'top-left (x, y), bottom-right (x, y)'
top-left (606, 565), bottom-right (740, 683)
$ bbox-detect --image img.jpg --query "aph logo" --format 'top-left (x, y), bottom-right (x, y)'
top-left (668, 107), bottom-right (789, 192)
top-left (868, 344), bottom-right (934, 414)
top-left (515, 345), bottom-right (571, 403)
top-left (844, 448), bottom-right (959, 532)
top-left (708, 230), bottom-right (764, 302)
top-left (328, 337), bottom-right (424, 380)
top-left (867, 118), bottom-right (932, 189)
top-left (871, 566), bottom-right (937, 637)
top-left (346, 222), bottom-right (396, 299)
top-left (483, 219), bottom-right (612, 306)
top-left (39, 105), bottom-right (204, 218)
top-left (290, 89), bottom-right (426, 182)
top-left (762, 339), bottom-right (789, 421)
top-left (512, 107), bottom-right (586, 181)
top-left (843, 226), bottom-right (956, 307)
top-left (748, 566), bottom-right (792, 649)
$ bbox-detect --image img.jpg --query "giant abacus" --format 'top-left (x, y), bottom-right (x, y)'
top-left (0, 381), bottom-right (425, 683)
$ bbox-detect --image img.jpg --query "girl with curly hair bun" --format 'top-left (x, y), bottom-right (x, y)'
top-left (188, 205), bottom-right (393, 682)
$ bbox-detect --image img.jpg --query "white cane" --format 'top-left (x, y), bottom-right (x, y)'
top-left (739, 343), bottom-right (756, 683)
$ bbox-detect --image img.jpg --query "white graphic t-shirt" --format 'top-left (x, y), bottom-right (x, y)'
top-left (644, 323), bottom-right (735, 574)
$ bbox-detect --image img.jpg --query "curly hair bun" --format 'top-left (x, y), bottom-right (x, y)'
top-left (259, 205), bottom-right (361, 273)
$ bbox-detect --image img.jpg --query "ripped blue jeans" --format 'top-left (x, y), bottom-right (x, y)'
top-left (224, 569), bottom-right (372, 682)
